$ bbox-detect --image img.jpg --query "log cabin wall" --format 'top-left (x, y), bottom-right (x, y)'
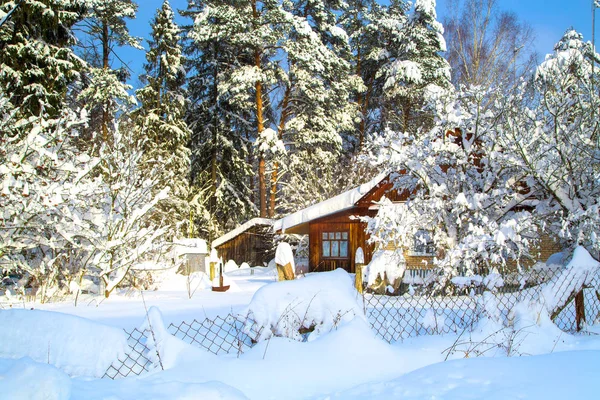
top-left (308, 209), bottom-right (376, 273)
top-left (215, 225), bottom-right (275, 267)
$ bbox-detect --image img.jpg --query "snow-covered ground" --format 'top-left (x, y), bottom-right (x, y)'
top-left (1, 267), bottom-right (599, 400)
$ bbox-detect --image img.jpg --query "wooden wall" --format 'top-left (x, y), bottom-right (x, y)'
top-left (215, 225), bottom-right (275, 267)
top-left (308, 209), bottom-right (376, 273)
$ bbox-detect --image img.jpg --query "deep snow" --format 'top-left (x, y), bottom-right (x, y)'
top-left (1, 267), bottom-right (599, 400)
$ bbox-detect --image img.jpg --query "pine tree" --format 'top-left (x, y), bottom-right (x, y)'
top-left (274, 0), bottom-right (362, 215)
top-left (184, 0), bottom-right (257, 238)
top-left (378, 0), bottom-right (451, 133)
top-left (76, 0), bottom-right (141, 143)
top-left (0, 0), bottom-right (85, 119)
top-left (135, 0), bottom-right (191, 239)
top-left (340, 0), bottom-right (408, 149)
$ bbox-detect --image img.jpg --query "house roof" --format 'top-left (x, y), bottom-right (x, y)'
top-left (212, 218), bottom-right (275, 248)
top-left (273, 172), bottom-right (390, 234)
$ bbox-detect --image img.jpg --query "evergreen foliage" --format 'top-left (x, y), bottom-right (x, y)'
top-left (135, 0), bottom-right (191, 239)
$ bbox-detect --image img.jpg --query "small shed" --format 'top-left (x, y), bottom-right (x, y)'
top-left (273, 172), bottom-right (411, 274)
top-left (173, 238), bottom-right (209, 275)
top-left (212, 218), bottom-right (275, 267)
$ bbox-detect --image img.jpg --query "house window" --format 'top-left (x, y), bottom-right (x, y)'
top-left (322, 231), bottom-right (349, 258)
top-left (413, 230), bottom-right (435, 256)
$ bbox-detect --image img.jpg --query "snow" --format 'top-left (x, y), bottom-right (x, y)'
top-left (172, 238), bottom-right (208, 255)
top-left (0, 358), bottom-right (72, 400)
top-left (323, 351), bottom-right (600, 400)
top-left (541, 246), bottom-right (600, 313)
top-left (275, 172), bottom-right (389, 232)
top-left (355, 247), bottom-right (365, 264)
top-left (212, 218), bottom-right (275, 248)
top-left (274, 242), bottom-right (295, 268)
top-left (1, 266), bottom-right (600, 399)
top-left (245, 269), bottom-right (364, 341)
top-left (365, 250), bottom-right (406, 286)
top-left (0, 309), bottom-right (128, 377)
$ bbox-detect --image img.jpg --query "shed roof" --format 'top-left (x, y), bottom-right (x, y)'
top-left (212, 218), bottom-right (275, 248)
top-left (274, 172), bottom-right (390, 234)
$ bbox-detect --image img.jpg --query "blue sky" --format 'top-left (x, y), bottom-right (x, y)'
top-left (120, 0), bottom-right (597, 88)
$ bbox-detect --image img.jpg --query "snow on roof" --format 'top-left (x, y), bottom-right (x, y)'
top-left (212, 218), bottom-right (275, 248)
top-left (173, 238), bottom-right (208, 255)
top-left (274, 172), bottom-right (389, 233)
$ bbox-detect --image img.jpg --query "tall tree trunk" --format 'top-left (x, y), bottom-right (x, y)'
top-left (252, 0), bottom-right (267, 217)
top-left (268, 85), bottom-right (291, 218)
top-left (102, 21), bottom-right (110, 143)
top-left (356, 45), bottom-right (365, 151)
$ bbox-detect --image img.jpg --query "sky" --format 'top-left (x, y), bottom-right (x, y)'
top-left (119, 0), bottom-right (598, 88)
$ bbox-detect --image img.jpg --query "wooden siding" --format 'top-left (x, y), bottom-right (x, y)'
top-left (308, 208), bottom-right (376, 273)
top-left (215, 225), bottom-right (274, 267)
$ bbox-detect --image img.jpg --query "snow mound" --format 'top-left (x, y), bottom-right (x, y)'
top-left (0, 358), bottom-right (72, 400)
top-left (225, 259), bottom-right (239, 272)
top-left (0, 309), bottom-right (128, 377)
top-left (157, 270), bottom-right (212, 292)
top-left (365, 250), bottom-right (406, 286)
top-left (245, 269), bottom-right (364, 341)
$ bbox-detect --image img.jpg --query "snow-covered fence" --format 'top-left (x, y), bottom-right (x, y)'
top-left (364, 266), bottom-right (600, 342)
top-left (167, 314), bottom-right (263, 356)
top-left (103, 313), bottom-right (263, 379)
top-left (103, 328), bottom-right (155, 379)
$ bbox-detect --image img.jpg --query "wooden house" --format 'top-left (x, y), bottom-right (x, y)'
top-left (212, 218), bottom-right (276, 267)
top-left (273, 173), bottom-right (425, 274)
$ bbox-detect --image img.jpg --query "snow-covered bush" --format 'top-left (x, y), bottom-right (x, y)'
top-left (0, 309), bottom-right (128, 377)
top-left (245, 269), bottom-right (364, 342)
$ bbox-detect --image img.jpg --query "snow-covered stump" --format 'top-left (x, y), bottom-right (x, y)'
top-left (355, 247), bottom-right (365, 294)
top-left (275, 243), bottom-right (296, 281)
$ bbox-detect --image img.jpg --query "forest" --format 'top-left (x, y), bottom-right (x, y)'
top-left (1, 0), bottom-right (599, 298)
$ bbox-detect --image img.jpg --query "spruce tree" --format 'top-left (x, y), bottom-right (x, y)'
top-left (378, 0), bottom-right (451, 133)
top-left (135, 0), bottom-right (191, 239)
top-left (76, 0), bottom-right (141, 143)
top-left (183, 0), bottom-right (257, 238)
top-left (0, 0), bottom-right (85, 119)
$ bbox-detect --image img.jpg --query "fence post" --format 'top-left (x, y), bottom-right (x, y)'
top-left (355, 247), bottom-right (365, 294)
top-left (575, 290), bottom-right (586, 331)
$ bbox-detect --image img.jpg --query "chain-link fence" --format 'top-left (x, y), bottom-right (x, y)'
top-left (103, 313), bottom-right (263, 379)
top-left (167, 314), bottom-right (263, 356)
top-left (364, 268), bottom-right (600, 343)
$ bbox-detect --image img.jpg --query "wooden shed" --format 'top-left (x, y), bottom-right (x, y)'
top-left (274, 173), bottom-right (412, 274)
top-left (212, 218), bottom-right (275, 267)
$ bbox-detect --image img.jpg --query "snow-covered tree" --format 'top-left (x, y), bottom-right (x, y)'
top-left (365, 86), bottom-right (540, 286)
top-left (188, 0), bottom-right (360, 220)
top-left (183, 1), bottom-right (257, 238)
top-left (81, 125), bottom-right (171, 298)
top-left (0, 91), bottom-right (100, 301)
top-left (378, 0), bottom-right (451, 133)
top-left (76, 0), bottom-right (141, 143)
top-left (498, 29), bottom-right (600, 259)
top-left (340, 0), bottom-right (409, 147)
top-left (273, 0), bottom-right (362, 216)
top-left (135, 0), bottom-right (191, 239)
top-left (0, 0), bottom-right (86, 119)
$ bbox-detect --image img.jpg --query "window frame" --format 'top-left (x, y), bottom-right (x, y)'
top-left (411, 229), bottom-right (436, 256)
top-left (321, 231), bottom-right (350, 259)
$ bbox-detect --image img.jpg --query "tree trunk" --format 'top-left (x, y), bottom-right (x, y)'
top-left (268, 85), bottom-right (291, 218)
top-left (252, 0), bottom-right (267, 217)
top-left (102, 21), bottom-right (110, 143)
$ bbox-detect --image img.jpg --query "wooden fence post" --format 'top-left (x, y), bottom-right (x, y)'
top-left (355, 247), bottom-right (365, 293)
top-left (575, 290), bottom-right (586, 331)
